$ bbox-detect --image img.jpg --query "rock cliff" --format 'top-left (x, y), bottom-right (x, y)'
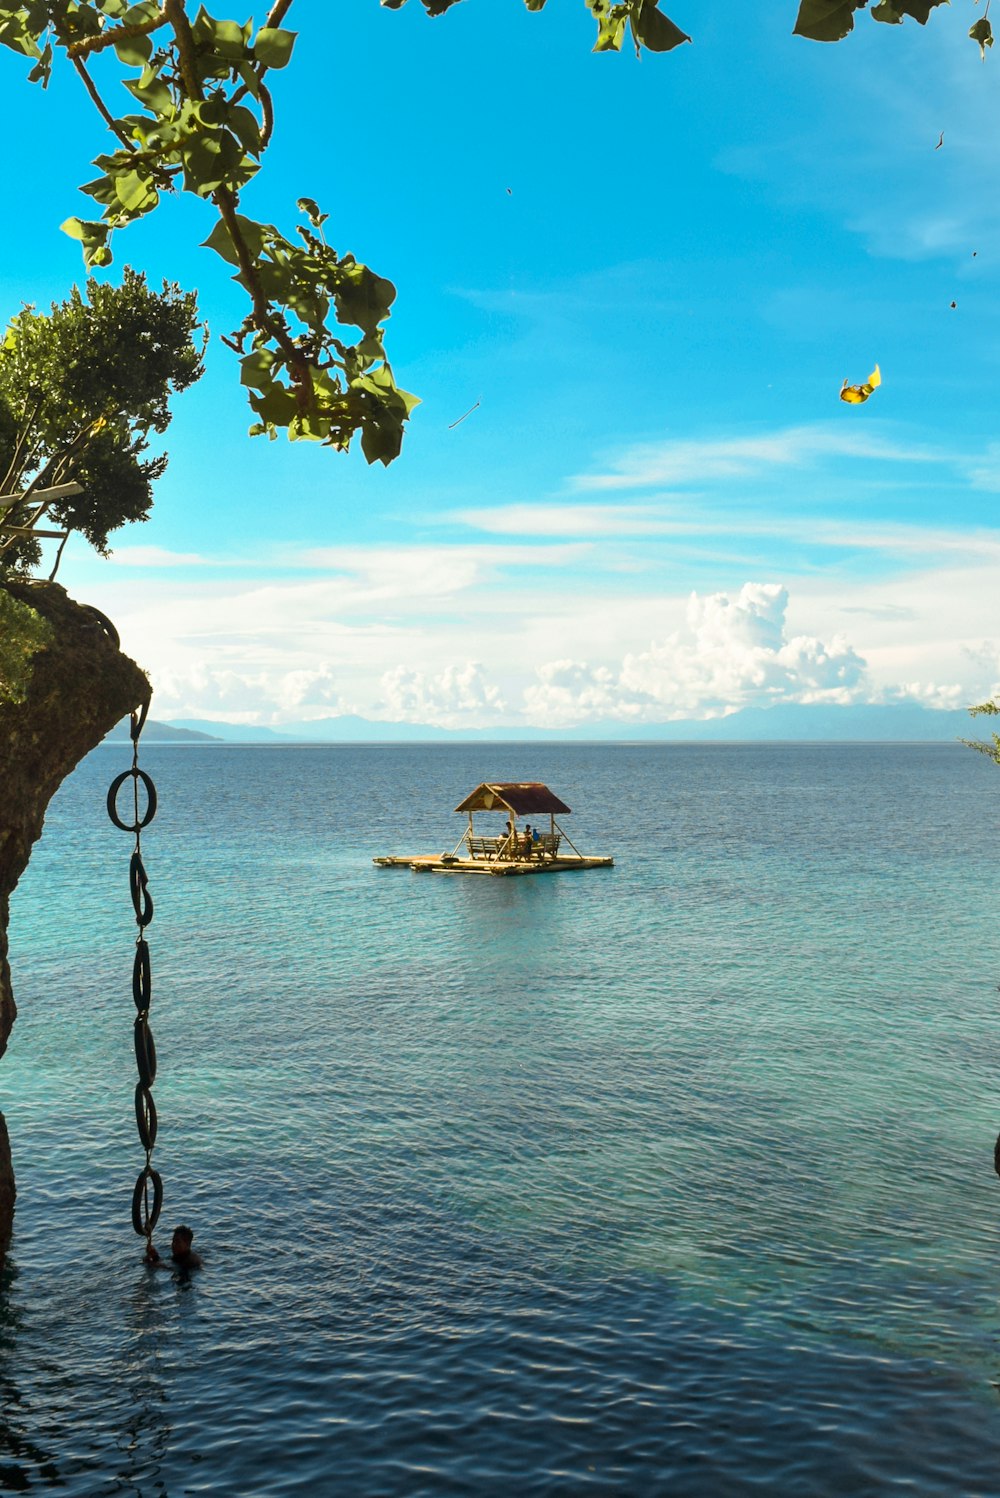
top-left (0, 580), bottom-right (149, 1259)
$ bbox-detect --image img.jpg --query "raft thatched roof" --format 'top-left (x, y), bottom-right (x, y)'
top-left (454, 782), bottom-right (571, 816)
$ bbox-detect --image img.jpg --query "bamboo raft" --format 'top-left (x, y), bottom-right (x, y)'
top-left (374, 781), bottom-right (613, 877)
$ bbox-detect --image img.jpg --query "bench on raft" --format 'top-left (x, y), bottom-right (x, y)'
top-left (465, 833), bottom-right (562, 860)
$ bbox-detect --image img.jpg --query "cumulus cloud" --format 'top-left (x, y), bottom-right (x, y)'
top-left (377, 662), bottom-right (506, 725)
top-left (153, 662), bottom-right (352, 722)
top-left (524, 583), bottom-right (868, 726)
top-left (885, 681), bottom-right (966, 710)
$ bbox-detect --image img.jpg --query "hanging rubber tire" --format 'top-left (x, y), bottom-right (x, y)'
top-left (129, 851), bottom-right (154, 928)
top-left (132, 940), bottom-right (151, 1012)
top-left (81, 604), bottom-right (121, 648)
top-left (134, 1016), bottom-right (157, 1087)
top-left (132, 1167), bottom-right (163, 1236)
top-left (994, 1132), bottom-right (1000, 1178)
top-left (134, 1083), bottom-right (158, 1152)
top-left (107, 769), bottom-right (158, 833)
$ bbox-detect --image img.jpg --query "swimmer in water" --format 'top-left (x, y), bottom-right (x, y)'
top-left (145, 1224), bottom-right (203, 1270)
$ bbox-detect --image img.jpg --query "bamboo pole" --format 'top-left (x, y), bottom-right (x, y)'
top-left (553, 818), bottom-right (585, 859)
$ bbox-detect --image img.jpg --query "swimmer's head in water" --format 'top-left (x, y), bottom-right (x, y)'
top-left (171, 1225), bottom-right (194, 1255)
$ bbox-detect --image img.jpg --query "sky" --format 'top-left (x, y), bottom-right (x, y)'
top-left (3, 0), bottom-right (1000, 729)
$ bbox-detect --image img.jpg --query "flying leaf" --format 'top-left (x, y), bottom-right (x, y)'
top-left (970, 16), bottom-right (993, 58)
top-left (840, 363), bottom-right (881, 404)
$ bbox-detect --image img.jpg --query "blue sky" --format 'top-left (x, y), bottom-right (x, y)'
top-left (4, 0), bottom-right (1000, 726)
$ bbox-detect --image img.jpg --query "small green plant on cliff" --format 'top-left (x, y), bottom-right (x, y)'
top-left (0, 268), bottom-right (203, 578)
top-left (962, 700), bottom-right (1000, 765)
top-left (0, 589), bottom-right (55, 702)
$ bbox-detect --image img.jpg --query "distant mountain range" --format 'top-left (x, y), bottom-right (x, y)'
top-left (102, 718), bottom-right (219, 743)
top-left (118, 703), bottom-right (984, 744)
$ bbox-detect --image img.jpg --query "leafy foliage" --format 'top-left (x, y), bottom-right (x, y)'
top-left (0, 0), bottom-right (685, 465)
top-left (793, 0), bottom-right (954, 43)
top-left (382, 0), bottom-right (690, 52)
top-left (0, 0), bottom-right (985, 466)
top-left (962, 699), bottom-right (1000, 765)
top-left (0, 587), bottom-right (54, 702)
top-left (0, 269), bottom-right (203, 574)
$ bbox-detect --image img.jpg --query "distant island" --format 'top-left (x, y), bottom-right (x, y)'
top-left (143, 703), bottom-right (976, 745)
top-left (102, 718), bottom-right (220, 743)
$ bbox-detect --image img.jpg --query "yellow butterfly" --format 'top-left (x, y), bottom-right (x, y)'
top-left (840, 364), bottom-right (881, 404)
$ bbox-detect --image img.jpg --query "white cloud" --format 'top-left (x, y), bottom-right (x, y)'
top-left (967, 444), bottom-right (1000, 493)
top-left (448, 503), bottom-right (676, 538)
top-left (377, 662), bottom-right (506, 725)
top-left (572, 425), bottom-right (943, 492)
top-left (153, 662), bottom-right (354, 721)
top-left (524, 583), bottom-right (868, 726)
top-left (885, 681), bottom-right (966, 710)
top-left (107, 545), bottom-right (213, 567)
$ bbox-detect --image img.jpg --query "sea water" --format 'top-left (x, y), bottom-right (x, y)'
top-left (2, 742), bottom-right (1000, 1495)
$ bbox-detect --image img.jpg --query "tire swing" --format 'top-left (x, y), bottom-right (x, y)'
top-left (107, 699), bottom-right (164, 1254)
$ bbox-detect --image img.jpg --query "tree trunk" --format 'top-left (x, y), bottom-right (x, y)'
top-left (0, 579), bottom-right (149, 1261)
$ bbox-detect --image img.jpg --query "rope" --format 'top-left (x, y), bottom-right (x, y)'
top-left (108, 700), bottom-right (163, 1253)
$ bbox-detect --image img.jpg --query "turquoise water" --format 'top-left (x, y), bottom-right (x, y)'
top-left (3, 742), bottom-right (1000, 1494)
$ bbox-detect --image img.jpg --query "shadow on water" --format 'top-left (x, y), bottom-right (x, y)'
top-left (0, 1258), bottom-right (63, 1491)
top-left (0, 1241), bottom-right (201, 1496)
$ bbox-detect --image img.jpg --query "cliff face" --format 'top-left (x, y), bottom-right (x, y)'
top-left (0, 580), bottom-right (149, 1259)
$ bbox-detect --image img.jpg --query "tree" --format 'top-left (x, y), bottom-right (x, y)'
top-left (0, 0), bottom-right (692, 467)
top-left (0, 268), bottom-right (203, 580)
top-left (963, 701), bottom-right (1000, 766)
top-left (0, 1), bottom-right (988, 467)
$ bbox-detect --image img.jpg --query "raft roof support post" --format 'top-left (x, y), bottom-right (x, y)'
top-left (553, 818), bottom-right (584, 860)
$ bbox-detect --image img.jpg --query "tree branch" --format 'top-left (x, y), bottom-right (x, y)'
top-left (48, 528), bottom-right (74, 582)
top-left (67, 7), bottom-right (169, 60)
top-left (264, 0), bottom-right (296, 29)
top-left (259, 78), bottom-right (275, 148)
top-left (163, 0), bottom-right (307, 381)
top-left (71, 57), bottom-right (135, 152)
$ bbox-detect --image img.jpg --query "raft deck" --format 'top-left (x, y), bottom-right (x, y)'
top-left (373, 853), bottom-right (613, 876)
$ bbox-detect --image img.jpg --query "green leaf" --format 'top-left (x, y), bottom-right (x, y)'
top-left (201, 213), bottom-right (266, 266)
top-left (207, 16), bottom-right (248, 59)
top-left (248, 380), bottom-right (299, 427)
top-left (0, 11), bottom-right (43, 62)
top-left (297, 196), bottom-right (328, 228)
top-left (226, 103), bottom-right (262, 154)
top-left (970, 16), bottom-right (993, 56)
top-left (629, 0), bottom-right (690, 52)
top-left (61, 217), bottom-right (115, 269)
top-left (871, 1), bottom-right (903, 21)
top-left (334, 264), bottom-right (397, 336)
top-left (883, 0), bottom-right (946, 20)
top-left (253, 26), bottom-right (296, 68)
top-left (113, 168), bottom-right (157, 212)
top-left (124, 66), bottom-right (174, 113)
top-left (235, 58), bottom-right (261, 98)
top-left (60, 215), bottom-right (108, 245)
top-left (113, 31), bottom-right (153, 65)
top-left (122, 0), bottom-right (164, 27)
top-left (793, 0), bottom-right (867, 41)
top-left (239, 349), bottom-right (275, 390)
top-left (588, 0), bottom-right (629, 51)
